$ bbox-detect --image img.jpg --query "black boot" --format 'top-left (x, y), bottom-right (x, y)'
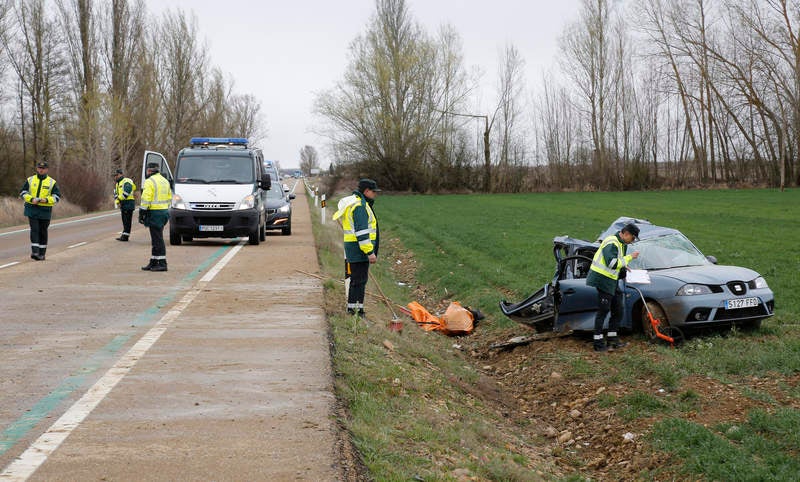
top-left (141, 259), bottom-right (156, 271)
top-left (36, 248), bottom-right (46, 261)
top-left (116, 234), bottom-right (129, 241)
top-left (31, 246), bottom-right (39, 260)
top-left (150, 259), bottom-right (168, 272)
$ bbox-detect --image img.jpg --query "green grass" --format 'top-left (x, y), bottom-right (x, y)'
top-left (378, 189), bottom-right (800, 324)
top-left (315, 188), bottom-right (800, 479)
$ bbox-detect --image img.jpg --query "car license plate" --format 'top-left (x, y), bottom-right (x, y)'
top-left (199, 225), bottom-right (223, 232)
top-left (725, 297), bottom-right (758, 309)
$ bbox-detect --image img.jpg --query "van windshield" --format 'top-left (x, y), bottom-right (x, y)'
top-left (176, 155), bottom-right (254, 183)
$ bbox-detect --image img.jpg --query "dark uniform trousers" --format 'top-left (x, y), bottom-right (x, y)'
top-left (120, 208), bottom-right (133, 237)
top-left (346, 261), bottom-right (369, 314)
top-left (29, 218), bottom-right (51, 255)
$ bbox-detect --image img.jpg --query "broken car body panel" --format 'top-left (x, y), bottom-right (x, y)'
top-left (500, 217), bottom-right (775, 334)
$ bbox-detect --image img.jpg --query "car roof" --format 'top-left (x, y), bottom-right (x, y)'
top-left (595, 216), bottom-right (682, 242)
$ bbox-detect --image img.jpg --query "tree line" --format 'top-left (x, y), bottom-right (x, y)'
top-left (0, 0), bottom-right (264, 209)
top-left (315, 0), bottom-right (800, 193)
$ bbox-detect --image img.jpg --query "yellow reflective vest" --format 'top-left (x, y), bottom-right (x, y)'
top-left (333, 192), bottom-right (378, 262)
top-left (23, 175), bottom-right (58, 207)
top-left (140, 173), bottom-right (171, 210)
top-left (590, 234), bottom-right (633, 281)
top-left (115, 177), bottom-right (136, 201)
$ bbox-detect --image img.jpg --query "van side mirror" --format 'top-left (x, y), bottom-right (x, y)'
top-left (289, 193), bottom-right (296, 200)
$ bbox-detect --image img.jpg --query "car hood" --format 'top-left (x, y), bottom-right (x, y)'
top-left (175, 183), bottom-right (254, 203)
top-left (266, 198), bottom-right (289, 209)
top-left (651, 264), bottom-right (760, 284)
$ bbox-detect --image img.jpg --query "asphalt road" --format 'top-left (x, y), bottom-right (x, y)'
top-left (0, 191), bottom-right (340, 480)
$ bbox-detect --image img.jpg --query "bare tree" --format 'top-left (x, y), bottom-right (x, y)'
top-left (153, 9), bottom-right (208, 153)
top-left (314, 0), bottom-right (445, 191)
top-left (560, 0), bottom-right (618, 189)
top-left (2, 0), bottom-right (67, 165)
top-left (492, 43), bottom-right (526, 192)
top-left (299, 145), bottom-right (319, 174)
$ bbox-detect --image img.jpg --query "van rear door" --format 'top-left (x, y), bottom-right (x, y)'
top-left (141, 151), bottom-right (174, 187)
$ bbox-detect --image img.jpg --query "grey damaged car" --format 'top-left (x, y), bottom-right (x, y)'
top-left (500, 217), bottom-right (775, 340)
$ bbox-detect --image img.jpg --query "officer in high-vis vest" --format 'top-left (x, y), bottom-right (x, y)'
top-left (332, 178), bottom-right (380, 318)
top-left (20, 160), bottom-right (61, 261)
top-left (139, 162), bottom-right (172, 271)
top-left (586, 223), bottom-right (640, 352)
top-left (113, 169), bottom-right (137, 241)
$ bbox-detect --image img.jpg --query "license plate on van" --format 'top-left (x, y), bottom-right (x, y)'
top-left (199, 225), bottom-right (224, 232)
top-left (725, 297), bottom-right (758, 310)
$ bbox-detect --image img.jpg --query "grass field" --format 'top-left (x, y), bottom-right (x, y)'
top-left (313, 188), bottom-right (800, 480)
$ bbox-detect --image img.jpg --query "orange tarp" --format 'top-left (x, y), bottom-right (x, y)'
top-left (407, 301), bottom-right (474, 336)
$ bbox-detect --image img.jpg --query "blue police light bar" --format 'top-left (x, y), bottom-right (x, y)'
top-left (190, 137), bottom-right (248, 146)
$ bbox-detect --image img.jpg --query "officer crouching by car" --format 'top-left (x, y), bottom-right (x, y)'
top-left (586, 223), bottom-right (640, 351)
top-left (139, 162), bottom-right (172, 271)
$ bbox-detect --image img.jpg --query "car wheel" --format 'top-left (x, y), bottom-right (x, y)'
top-left (259, 220), bottom-right (266, 241)
top-left (282, 222), bottom-right (291, 236)
top-left (248, 226), bottom-right (260, 245)
top-left (642, 301), bottom-right (668, 342)
top-left (170, 230), bottom-right (182, 246)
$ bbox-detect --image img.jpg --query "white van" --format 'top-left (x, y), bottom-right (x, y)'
top-left (142, 137), bottom-right (271, 245)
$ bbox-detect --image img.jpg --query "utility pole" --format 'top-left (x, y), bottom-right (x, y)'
top-left (437, 110), bottom-right (492, 192)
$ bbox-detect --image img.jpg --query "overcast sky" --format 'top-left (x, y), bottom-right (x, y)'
top-left (145, 0), bottom-right (582, 168)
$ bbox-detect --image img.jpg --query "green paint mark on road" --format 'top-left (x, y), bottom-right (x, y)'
top-left (0, 244), bottom-right (232, 456)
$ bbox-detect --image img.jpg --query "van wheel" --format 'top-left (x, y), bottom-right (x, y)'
top-left (282, 222), bottom-right (291, 236)
top-left (248, 228), bottom-right (260, 245)
top-left (170, 230), bottom-right (182, 245)
top-left (259, 221), bottom-right (266, 241)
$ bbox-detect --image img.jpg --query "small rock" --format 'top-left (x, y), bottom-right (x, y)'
top-left (596, 386), bottom-right (607, 395)
top-left (558, 431), bottom-right (573, 444)
top-left (550, 371), bottom-right (563, 379)
top-left (544, 426), bottom-right (558, 438)
top-left (392, 378), bottom-right (401, 386)
top-left (382, 340), bottom-right (395, 351)
top-left (569, 409), bottom-right (582, 419)
top-left (623, 432), bottom-right (636, 443)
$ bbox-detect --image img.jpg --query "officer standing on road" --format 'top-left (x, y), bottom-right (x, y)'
top-left (20, 160), bottom-right (61, 261)
top-left (139, 162), bottom-right (172, 271)
top-left (113, 168), bottom-right (137, 241)
top-left (333, 178), bottom-right (380, 318)
top-left (586, 223), bottom-right (640, 352)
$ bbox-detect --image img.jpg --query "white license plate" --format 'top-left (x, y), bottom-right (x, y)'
top-left (199, 225), bottom-right (224, 232)
top-left (725, 297), bottom-right (758, 309)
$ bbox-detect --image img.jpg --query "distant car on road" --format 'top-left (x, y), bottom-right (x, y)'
top-left (265, 182), bottom-right (294, 235)
top-left (500, 217), bottom-right (775, 339)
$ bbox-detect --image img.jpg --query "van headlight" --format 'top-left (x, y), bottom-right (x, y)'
top-left (172, 194), bottom-right (187, 210)
top-left (676, 284), bottom-right (712, 296)
top-left (278, 204), bottom-right (291, 213)
top-left (236, 194), bottom-right (255, 210)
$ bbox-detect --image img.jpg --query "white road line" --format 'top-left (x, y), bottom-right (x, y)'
top-left (0, 262), bottom-right (20, 269)
top-left (0, 212), bottom-right (118, 237)
top-left (67, 242), bottom-right (87, 249)
top-left (0, 241), bottom-right (245, 481)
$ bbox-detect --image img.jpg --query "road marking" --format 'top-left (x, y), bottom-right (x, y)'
top-left (0, 212), bottom-right (118, 237)
top-left (0, 262), bottom-right (19, 269)
top-left (0, 241), bottom-right (245, 481)
top-left (67, 242), bottom-right (87, 249)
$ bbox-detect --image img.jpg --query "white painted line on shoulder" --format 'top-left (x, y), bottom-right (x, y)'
top-left (0, 262), bottom-right (20, 269)
top-left (0, 240), bottom-right (245, 481)
top-left (67, 242), bottom-right (87, 249)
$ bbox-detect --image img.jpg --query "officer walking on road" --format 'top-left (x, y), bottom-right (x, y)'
top-left (20, 160), bottom-right (61, 261)
top-left (586, 223), bottom-right (640, 352)
top-left (113, 169), bottom-right (137, 241)
top-left (333, 178), bottom-right (380, 318)
top-left (139, 162), bottom-right (172, 271)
